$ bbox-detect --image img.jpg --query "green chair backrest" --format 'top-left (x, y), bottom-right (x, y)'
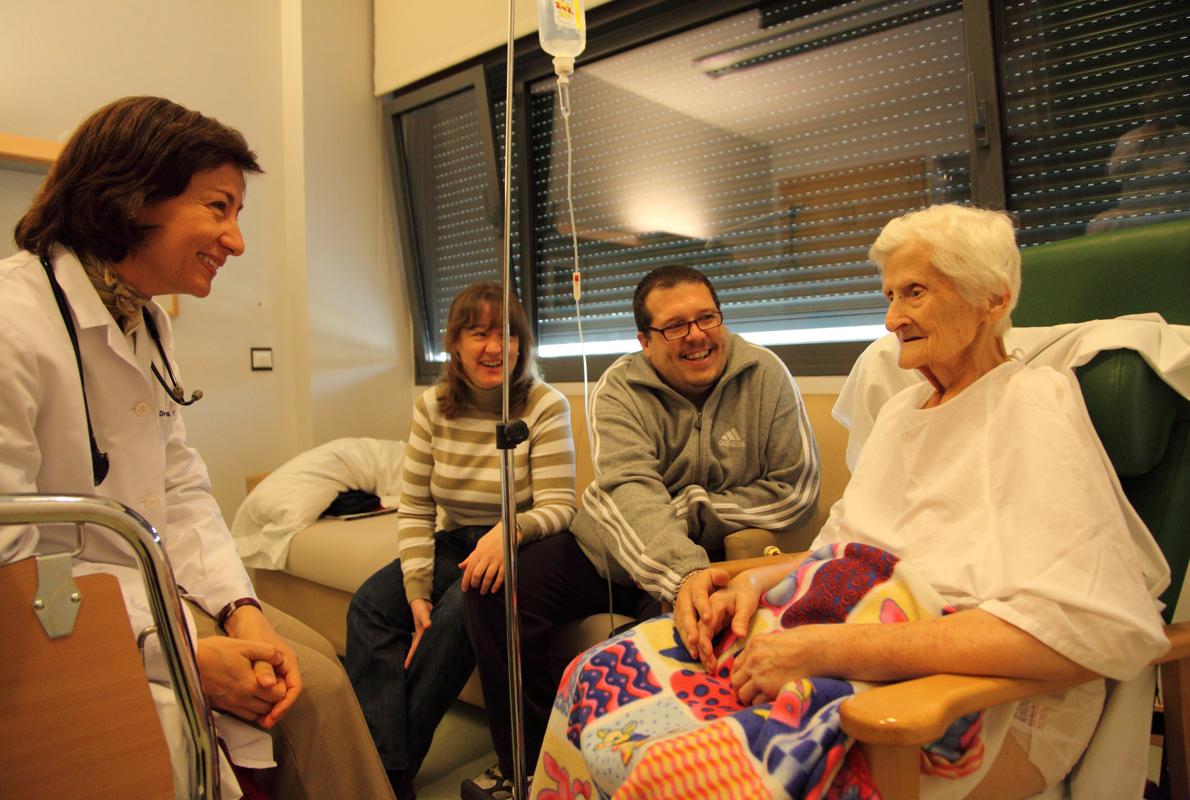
top-left (1013, 218), bottom-right (1190, 328)
top-left (1014, 219), bottom-right (1190, 621)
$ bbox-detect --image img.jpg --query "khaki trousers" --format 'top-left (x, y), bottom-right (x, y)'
top-left (188, 600), bottom-right (395, 800)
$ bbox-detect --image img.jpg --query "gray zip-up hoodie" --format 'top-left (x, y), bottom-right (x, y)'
top-left (571, 333), bottom-right (821, 602)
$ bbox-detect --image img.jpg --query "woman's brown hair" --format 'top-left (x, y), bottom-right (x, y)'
top-left (16, 96), bottom-right (261, 264)
top-left (438, 282), bottom-right (538, 419)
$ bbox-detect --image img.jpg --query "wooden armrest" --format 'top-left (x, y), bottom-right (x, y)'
top-left (724, 528), bottom-right (778, 560)
top-left (710, 551), bottom-right (804, 578)
top-left (840, 672), bottom-right (1094, 746)
top-left (246, 471), bottom-right (271, 495)
top-left (1161, 621), bottom-right (1190, 663)
top-left (841, 620), bottom-right (1190, 746)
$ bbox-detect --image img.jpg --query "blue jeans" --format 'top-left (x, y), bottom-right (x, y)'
top-left (463, 533), bottom-right (661, 777)
top-left (346, 525), bottom-right (486, 781)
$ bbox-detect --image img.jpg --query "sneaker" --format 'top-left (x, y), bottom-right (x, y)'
top-left (460, 764), bottom-right (531, 800)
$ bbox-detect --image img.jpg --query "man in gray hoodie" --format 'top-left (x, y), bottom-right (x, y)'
top-left (461, 265), bottom-right (821, 800)
top-left (572, 265), bottom-right (821, 607)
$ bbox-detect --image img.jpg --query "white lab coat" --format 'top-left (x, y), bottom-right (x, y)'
top-left (0, 246), bottom-right (269, 793)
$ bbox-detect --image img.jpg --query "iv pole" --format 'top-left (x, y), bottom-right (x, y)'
top-left (496, 0), bottom-right (530, 798)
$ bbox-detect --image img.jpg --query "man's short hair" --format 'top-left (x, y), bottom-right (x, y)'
top-left (633, 265), bottom-right (721, 333)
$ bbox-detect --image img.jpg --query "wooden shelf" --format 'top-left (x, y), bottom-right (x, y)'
top-left (0, 131), bottom-right (179, 317)
top-left (0, 132), bottom-right (60, 169)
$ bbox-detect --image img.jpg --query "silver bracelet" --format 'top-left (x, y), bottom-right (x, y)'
top-left (675, 568), bottom-right (703, 598)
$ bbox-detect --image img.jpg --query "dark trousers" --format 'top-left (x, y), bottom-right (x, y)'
top-left (346, 525), bottom-right (487, 781)
top-left (462, 533), bottom-right (660, 777)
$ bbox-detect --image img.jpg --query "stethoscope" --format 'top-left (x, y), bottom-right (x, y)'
top-left (40, 255), bottom-right (203, 486)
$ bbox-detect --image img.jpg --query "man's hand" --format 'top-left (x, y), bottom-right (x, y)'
top-left (692, 570), bottom-right (767, 671)
top-left (405, 598), bottom-right (433, 669)
top-left (195, 636), bottom-right (286, 721)
top-left (458, 522), bottom-right (521, 595)
top-left (687, 557), bottom-right (806, 672)
top-left (672, 568), bottom-right (729, 669)
top-left (221, 604), bottom-right (302, 728)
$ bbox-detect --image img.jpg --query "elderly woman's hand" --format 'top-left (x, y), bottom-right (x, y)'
top-left (731, 626), bottom-right (830, 706)
top-left (688, 557), bottom-right (807, 674)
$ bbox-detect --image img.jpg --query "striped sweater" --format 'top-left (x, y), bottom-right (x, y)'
top-left (397, 380), bottom-right (577, 602)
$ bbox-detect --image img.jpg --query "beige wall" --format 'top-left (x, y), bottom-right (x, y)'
top-left (301, 0), bottom-right (413, 446)
top-left (0, 0), bottom-right (413, 518)
top-left (374, 0), bottom-right (614, 96)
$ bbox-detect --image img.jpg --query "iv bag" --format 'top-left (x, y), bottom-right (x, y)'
top-left (538, 0), bottom-right (585, 60)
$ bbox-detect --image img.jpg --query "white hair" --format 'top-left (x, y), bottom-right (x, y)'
top-left (869, 204), bottom-right (1021, 337)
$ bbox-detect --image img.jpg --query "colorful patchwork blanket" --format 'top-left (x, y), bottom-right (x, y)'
top-left (530, 543), bottom-right (996, 800)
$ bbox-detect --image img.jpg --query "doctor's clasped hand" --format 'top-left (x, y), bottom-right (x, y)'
top-left (217, 603), bottom-right (304, 728)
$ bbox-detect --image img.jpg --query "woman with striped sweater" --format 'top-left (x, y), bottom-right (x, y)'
top-left (346, 283), bottom-right (576, 800)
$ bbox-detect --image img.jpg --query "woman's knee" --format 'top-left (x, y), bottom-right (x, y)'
top-left (429, 580), bottom-right (471, 630)
top-left (460, 579), bottom-right (502, 625)
top-left (349, 560), bottom-right (408, 619)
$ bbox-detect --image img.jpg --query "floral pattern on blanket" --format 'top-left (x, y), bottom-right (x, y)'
top-left (531, 543), bottom-right (986, 799)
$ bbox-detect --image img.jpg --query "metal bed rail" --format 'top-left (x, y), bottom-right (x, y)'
top-left (0, 493), bottom-right (220, 799)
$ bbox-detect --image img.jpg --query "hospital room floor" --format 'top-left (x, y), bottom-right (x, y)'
top-left (413, 700), bottom-right (497, 799)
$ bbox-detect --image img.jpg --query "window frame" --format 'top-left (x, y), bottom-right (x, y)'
top-left (383, 65), bottom-right (505, 382)
top-left (385, 0), bottom-right (1016, 381)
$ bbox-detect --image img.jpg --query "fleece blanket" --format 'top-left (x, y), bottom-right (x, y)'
top-left (531, 543), bottom-right (994, 800)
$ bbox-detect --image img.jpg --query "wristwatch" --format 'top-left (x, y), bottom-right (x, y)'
top-left (216, 597), bottom-right (263, 631)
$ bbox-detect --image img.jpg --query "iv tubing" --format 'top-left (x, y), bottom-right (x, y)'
top-left (560, 74), bottom-right (588, 457)
top-left (558, 73), bottom-right (614, 635)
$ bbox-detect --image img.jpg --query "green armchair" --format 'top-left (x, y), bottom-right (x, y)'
top-left (1013, 218), bottom-right (1190, 623)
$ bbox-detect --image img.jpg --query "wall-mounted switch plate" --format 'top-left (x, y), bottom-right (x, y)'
top-left (250, 347), bottom-right (273, 371)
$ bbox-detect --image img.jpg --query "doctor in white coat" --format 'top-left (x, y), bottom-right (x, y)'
top-left (0, 96), bottom-right (393, 800)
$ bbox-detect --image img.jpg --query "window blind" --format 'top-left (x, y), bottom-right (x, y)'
top-left (397, 87), bottom-right (513, 359)
top-left (999, 0), bottom-right (1190, 246)
top-left (528, 0), bottom-right (973, 350)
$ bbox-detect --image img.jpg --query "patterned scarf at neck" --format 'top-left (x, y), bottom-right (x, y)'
top-left (81, 258), bottom-right (151, 335)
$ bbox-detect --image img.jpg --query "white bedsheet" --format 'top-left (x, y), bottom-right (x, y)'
top-left (231, 437), bottom-right (404, 569)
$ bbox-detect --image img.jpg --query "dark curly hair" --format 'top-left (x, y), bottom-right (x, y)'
top-left (16, 96), bottom-right (261, 264)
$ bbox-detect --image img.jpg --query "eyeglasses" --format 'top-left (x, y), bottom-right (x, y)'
top-left (645, 311), bottom-right (724, 341)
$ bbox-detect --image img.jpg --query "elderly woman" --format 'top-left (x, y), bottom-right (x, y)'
top-left (533, 205), bottom-right (1169, 800)
top-left (346, 282), bottom-right (576, 800)
top-left (0, 97), bottom-right (392, 799)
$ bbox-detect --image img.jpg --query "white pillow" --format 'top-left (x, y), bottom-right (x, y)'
top-left (231, 437), bottom-right (405, 569)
